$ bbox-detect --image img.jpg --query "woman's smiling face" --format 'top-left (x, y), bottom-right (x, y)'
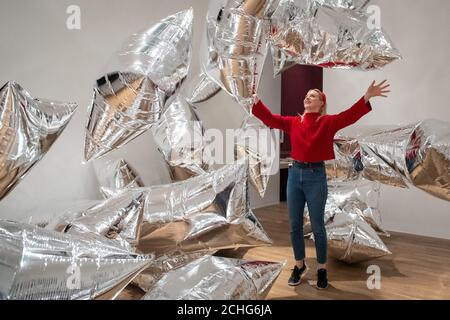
top-left (304, 90), bottom-right (324, 113)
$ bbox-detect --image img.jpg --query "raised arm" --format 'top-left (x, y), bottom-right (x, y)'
top-left (252, 99), bottom-right (296, 133)
top-left (330, 80), bottom-right (391, 132)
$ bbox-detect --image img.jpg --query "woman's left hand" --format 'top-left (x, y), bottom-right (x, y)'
top-left (364, 80), bottom-right (391, 103)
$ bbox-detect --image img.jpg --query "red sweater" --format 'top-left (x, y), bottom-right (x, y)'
top-left (252, 97), bottom-right (372, 162)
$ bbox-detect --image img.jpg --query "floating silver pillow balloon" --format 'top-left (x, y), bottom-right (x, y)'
top-left (84, 9), bottom-right (194, 161)
top-left (326, 136), bottom-right (364, 183)
top-left (0, 220), bottom-right (153, 300)
top-left (329, 180), bottom-right (388, 236)
top-left (201, 0), bottom-right (276, 112)
top-left (269, 0), bottom-right (401, 75)
top-left (235, 115), bottom-right (278, 198)
top-left (186, 73), bottom-right (222, 105)
top-left (324, 211), bottom-right (391, 263)
top-left (359, 119), bottom-right (450, 202)
top-left (94, 158), bottom-right (144, 198)
top-left (152, 95), bottom-right (209, 182)
top-left (136, 160), bottom-right (272, 256)
top-left (0, 81), bottom-right (77, 201)
top-left (132, 251), bottom-right (207, 293)
top-left (46, 190), bottom-right (146, 250)
top-left (47, 160), bottom-right (272, 257)
top-left (327, 134), bottom-right (408, 188)
top-left (142, 255), bottom-right (284, 300)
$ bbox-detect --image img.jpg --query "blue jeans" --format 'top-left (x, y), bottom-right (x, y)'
top-left (287, 164), bottom-right (328, 264)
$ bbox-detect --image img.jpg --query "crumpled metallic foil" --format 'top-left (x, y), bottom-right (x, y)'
top-left (152, 95), bottom-right (209, 182)
top-left (186, 73), bottom-right (222, 105)
top-left (268, 0), bottom-right (401, 75)
top-left (0, 81), bottom-right (77, 200)
top-left (136, 159), bottom-right (273, 256)
top-left (327, 135), bottom-right (408, 188)
top-left (326, 136), bottom-right (364, 183)
top-left (47, 160), bottom-right (272, 257)
top-left (94, 159), bottom-right (144, 198)
top-left (235, 115), bottom-right (277, 197)
top-left (84, 9), bottom-right (194, 161)
top-left (202, 0), bottom-right (277, 112)
top-left (359, 120), bottom-right (450, 202)
top-left (329, 180), bottom-right (388, 236)
top-left (132, 251), bottom-right (207, 293)
top-left (0, 220), bottom-right (153, 300)
top-left (142, 255), bottom-right (284, 300)
top-left (46, 190), bottom-right (146, 251)
top-left (325, 211), bottom-right (391, 263)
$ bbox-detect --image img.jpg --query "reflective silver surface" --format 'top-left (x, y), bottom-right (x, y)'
top-left (142, 255), bottom-right (284, 300)
top-left (269, 0), bottom-right (401, 75)
top-left (94, 159), bottom-right (144, 198)
top-left (360, 120), bottom-right (450, 201)
top-left (0, 81), bottom-right (77, 200)
top-left (132, 252), bottom-right (207, 292)
top-left (202, 0), bottom-right (276, 112)
top-left (84, 9), bottom-right (194, 161)
top-left (325, 211), bottom-right (391, 263)
top-left (136, 160), bottom-right (273, 256)
top-left (47, 160), bottom-right (272, 258)
top-left (152, 95), bottom-right (209, 181)
top-left (329, 180), bottom-right (388, 236)
top-left (235, 115), bottom-right (276, 198)
top-left (0, 220), bottom-right (153, 300)
top-left (187, 73), bottom-right (222, 105)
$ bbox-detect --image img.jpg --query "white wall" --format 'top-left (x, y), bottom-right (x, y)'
top-left (0, 0), bottom-right (281, 221)
top-left (323, 0), bottom-right (450, 239)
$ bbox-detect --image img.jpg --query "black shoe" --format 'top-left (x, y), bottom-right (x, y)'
top-left (288, 263), bottom-right (308, 286)
top-left (316, 269), bottom-right (328, 290)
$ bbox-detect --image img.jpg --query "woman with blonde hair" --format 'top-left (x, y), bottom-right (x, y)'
top-left (252, 80), bottom-right (390, 289)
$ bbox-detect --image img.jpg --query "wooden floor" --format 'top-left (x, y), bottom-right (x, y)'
top-left (220, 203), bottom-right (450, 300)
top-left (120, 202), bottom-right (450, 300)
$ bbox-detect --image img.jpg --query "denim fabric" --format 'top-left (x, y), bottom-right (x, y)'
top-left (287, 164), bottom-right (328, 264)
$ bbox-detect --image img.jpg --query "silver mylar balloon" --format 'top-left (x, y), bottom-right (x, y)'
top-left (359, 120), bottom-right (450, 201)
top-left (0, 220), bottom-right (153, 300)
top-left (324, 211), bottom-right (391, 263)
top-left (132, 251), bottom-right (207, 293)
top-left (235, 115), bottom-right (277, 197)
top-left (47, 190), bottom-right (146, 250)
top-left (326, 134), bottom-right (408, 188)
top-left (0, 81), bottom-right (77, 200)
top-left (142, 255), bottom-right (284, 300)
top-left (326, 136), bottom-right (364, 183)
top-left (329, 180), bottom-right (388, 236)
top-left (94, 159), bottom-right (144, 198)
top-left (48, 160), bottom-right (272, 257)
top-left (269, 0), bottom-right (401, 76)
top-left (186, 73), bottom-right (222, 105)
top-left (202, 0), bottom-right (276, 112)
top-left (84, 9), bottom-right (194, 161)
top-left (135, 159), bottom-right (272, 256)
top-left (152, 95), bottom-right (209, 181)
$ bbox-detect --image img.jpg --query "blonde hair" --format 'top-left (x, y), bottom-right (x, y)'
top-left (311, 89), bottom-right (327, 116)
top-left (299, 89), bottom-right (328, 120)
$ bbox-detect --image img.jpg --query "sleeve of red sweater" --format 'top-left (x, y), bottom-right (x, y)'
top-left (252, 100), bottom-right (295, 133)
top-left (329, 96), bottom-right (372, 133)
